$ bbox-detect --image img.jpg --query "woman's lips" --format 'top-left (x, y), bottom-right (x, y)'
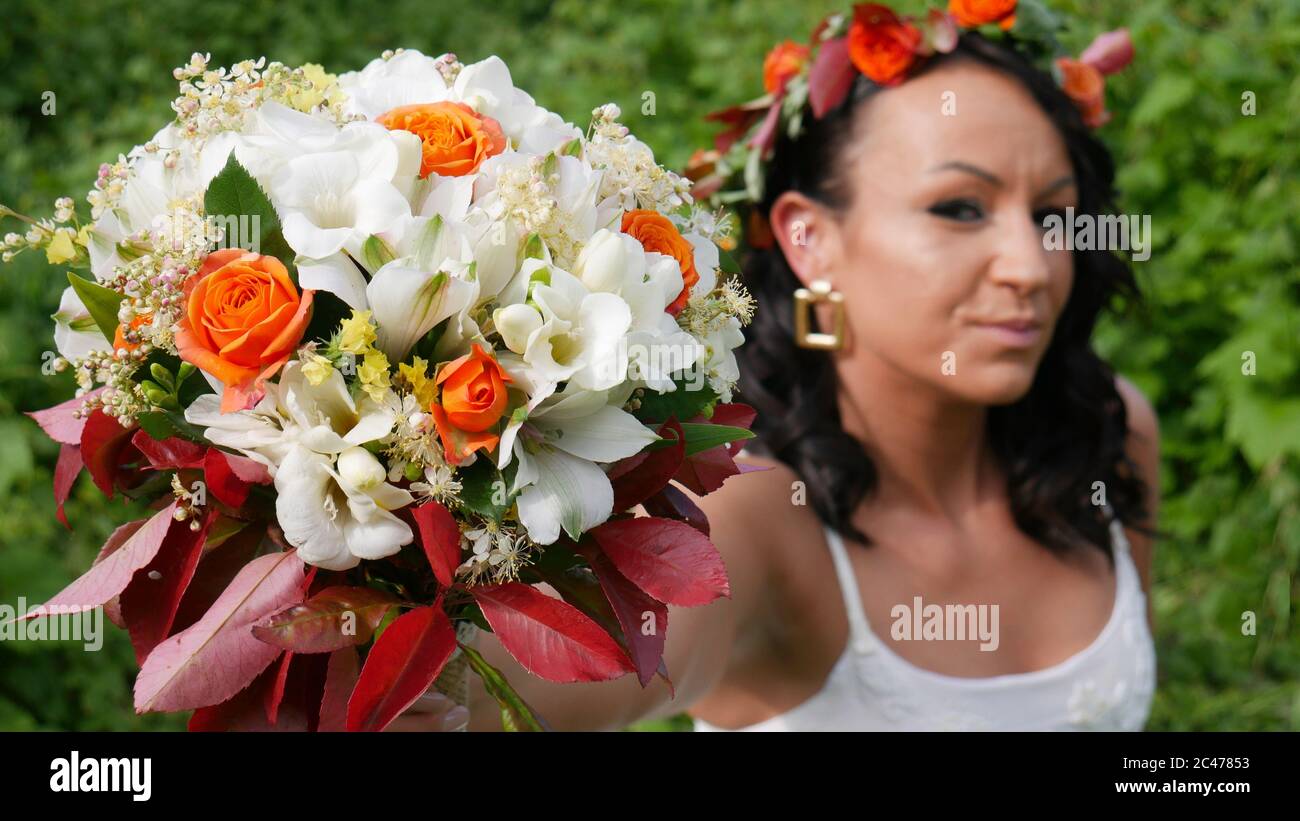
top-left (971, 319), bottom-right (1044, 348)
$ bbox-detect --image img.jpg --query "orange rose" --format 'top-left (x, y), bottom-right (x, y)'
top-left (429, 343), bottom-right (513, 465)
top-left (176, 248), bottom-right (314, 413)
top-left (847, 4), bottom-right (924, 87)
top-left (1055, 57), bottom-right (1109, 128)
top-left (376, 101), bottom-right (507, 179)
top-left (763, 40), bottom-right (811, 95)
top-left (948, 0), bottom-right (1017, 29)
top-left (621, 209), bottom-right (699, 316)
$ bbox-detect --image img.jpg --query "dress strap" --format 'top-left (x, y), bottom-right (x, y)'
top-left (820, 524), bottom-right (877, 655)
top-left (1102, 502), bottom-right (1132, 557)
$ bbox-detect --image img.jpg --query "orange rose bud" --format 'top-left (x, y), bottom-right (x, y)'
top-left (847, 4), bottom-right (924, 87)
top-left (621, 209), bottom-right (699, 316)
top-left (112, 311), bottom-right (153, 356)
top-left (175, 248), bottom-right (314, 413)
top-left (376, 101), bottom-right (507, 179)
top-left (763, 40), bottom-right (811, 95)
top-left (429, 343), bottom-right (512, 465)
top-left (1055, 57), bottom-right (1109, 128)
top-left (947, 0), bottom-right (1017, 28)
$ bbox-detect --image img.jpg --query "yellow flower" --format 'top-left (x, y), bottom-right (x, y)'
top-left (338, 309), bottom-right (377, 354)
top-left (358, 348), bottom-right (391, 402)
top-left (46, 229), bottom-right (77, 264)
top-left (398, 356), bottom-right (438, 409)
top-left (301, 351), bottom-right (335, 386)
top-left (289, 63), bottom-right (339, 111)
top-left (75, 225), bottom-right (93, 247)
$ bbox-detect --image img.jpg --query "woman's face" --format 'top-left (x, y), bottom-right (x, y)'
top-left (773, 59), bottom-right (1078, 406)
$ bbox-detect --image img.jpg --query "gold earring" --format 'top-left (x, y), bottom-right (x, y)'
top-left (793, 279), bottom-right (845, 350)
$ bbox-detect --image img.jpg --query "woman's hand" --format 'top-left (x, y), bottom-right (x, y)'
top-left (384, 689), bottom-right (470, 732)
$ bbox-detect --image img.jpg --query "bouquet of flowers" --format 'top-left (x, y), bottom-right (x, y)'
top-left (1, 49), bottom-right (759, 731)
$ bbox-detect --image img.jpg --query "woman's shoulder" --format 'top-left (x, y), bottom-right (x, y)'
top-left (688, 451), bottom-right (828, 609)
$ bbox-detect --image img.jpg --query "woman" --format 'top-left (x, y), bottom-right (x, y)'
top-left (394, 13), bottom-right (1160, 732)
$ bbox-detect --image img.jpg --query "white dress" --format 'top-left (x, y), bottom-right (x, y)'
top-left (693, 505), bottom-right (1156, 731)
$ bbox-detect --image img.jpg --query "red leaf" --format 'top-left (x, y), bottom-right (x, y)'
top-left (189, 652), bottom-right (326, 732)
top-left (53, 443), bottom-right (83, 528)
top-left (204, 448), bottom-right (251, 508)
top-left (265, 651), bottom-right (294, 726)
top-left (747, 101), bottom-right (782, 159)
top-left (319, 648), bottom-right (360, 732)
top-left (346, 605), bottom-right (458, 732)
top-left (80, 409), bottom-right (137, 498)
top-left (808, 36), bottom-right (857, 118)
top-left (472, 582), bottom-right (635, 683)
top-left (252, 586), bottom-right (401, 653)
top-left (120, 510), bottom-right (214, 664)
top-left (131, 431), bottom-right (206, 469)
top-left (26, 388), bottom-right (104, 445)
top-left (188, 662), bottom-right (281, 732)
top-left (641, 483), bottom-right (710, 535)
top-left (411, 501), bottom-right (461, 588)
top-left (134, 549), bottom-right (305, 713)
top-left (223, 453), bottom-right (271, 485)
top-left (673, 444), bottom-right (742, 496)
top-left (171, 522), bottom-right (268, 634)
top-left (610, 417), bottom-right (685, 513)
top-left (589, 517), bottom-right (730, 607)
top-left (577, 541), bottom-right (669, 688)
top-left (93, 517), bottom-right (150, 631)
top-left (6, 503), bottom-right (177, 624)
top-left (706, 403), bottom-right (757, 456)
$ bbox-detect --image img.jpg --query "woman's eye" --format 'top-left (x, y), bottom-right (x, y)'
top-left (1034, 207), bottom-right (1069, 228)
top-left (928, 199), bottom-right (984, 222)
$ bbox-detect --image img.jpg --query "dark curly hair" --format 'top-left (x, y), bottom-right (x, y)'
top-left (736, 32), bottom-right (1149, 558)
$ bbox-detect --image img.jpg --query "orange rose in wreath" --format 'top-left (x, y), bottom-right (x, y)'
top-left (847, 4), bottom-right (924, 87)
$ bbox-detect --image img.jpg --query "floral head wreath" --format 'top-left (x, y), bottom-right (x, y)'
top-left (687, 0), bottom-right (1134, 246)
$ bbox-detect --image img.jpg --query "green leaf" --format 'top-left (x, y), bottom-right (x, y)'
top-left (459, 642), bottom-right (547, 732)
top-left (718, 248), bottom-right (742, 275)
top-left (631, 375), bottom-right (718, 424)
top-left (676, 422), bottom-right (755, 456)
top-left (66, 272), bottom-right (123, 341)
top-left (457, 457), bottom-right (513, 523)
top-left (204, 154), bottom-right (280, 253)
top-left (135, 411), bottom-right (178, 441)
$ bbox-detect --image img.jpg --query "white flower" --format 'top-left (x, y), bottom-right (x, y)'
top-left (572, 228), bottom-right (683, 331)
top-left (271, 122), bottom-right (417, 261)
top-left (52, 287), bottom-right (110, 361)
top-left (496, 385), bottom-right (659, 545)
top-left (337, 49), bottom-right (451, 121)
top-left (493, 262), bottom-right (632, 395)
top-left (184, 361), bottom-right (413, 570)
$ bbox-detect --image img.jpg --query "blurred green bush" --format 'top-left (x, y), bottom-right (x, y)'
top-left (0, 0), bottom-right (1294, 731)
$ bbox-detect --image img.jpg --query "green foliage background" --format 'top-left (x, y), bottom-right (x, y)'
top-left (0, 0), bottom-right (1295, 731)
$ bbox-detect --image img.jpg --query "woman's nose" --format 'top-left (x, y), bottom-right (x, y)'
top-left (987, 212), bottom-right (1053, 293)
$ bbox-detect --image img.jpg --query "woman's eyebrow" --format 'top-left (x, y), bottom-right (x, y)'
top-left (927, 163), bottom-right (1076, 197)
top-left (927, 161), bottom-right (1002, 186)
top-left (1039, 175), bottom-right (1077, 196)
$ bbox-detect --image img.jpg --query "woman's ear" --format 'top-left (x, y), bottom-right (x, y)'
top-left (768, 190), bottom-right (839, 288)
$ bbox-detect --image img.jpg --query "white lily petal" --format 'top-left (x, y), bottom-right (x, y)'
top-left (297, 252), bottom-right (370, 310)
top-left (515, 447), bottom-right (613, 545)
top-left (537, 405), bottom-right (659, 463)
